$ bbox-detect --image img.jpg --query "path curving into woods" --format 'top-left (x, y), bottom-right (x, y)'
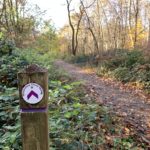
top-left (54, 60), bottom-right (150, 144)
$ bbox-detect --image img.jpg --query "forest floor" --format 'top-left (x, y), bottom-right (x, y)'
top-left (54, 60), bottom-right (150, 145)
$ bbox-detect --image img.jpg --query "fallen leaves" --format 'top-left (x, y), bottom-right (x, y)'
top-left (55, 60), bottom-right (150, 149)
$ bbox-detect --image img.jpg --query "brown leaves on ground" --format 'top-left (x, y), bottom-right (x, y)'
top-left (55, 60), bottom-right (150, 148)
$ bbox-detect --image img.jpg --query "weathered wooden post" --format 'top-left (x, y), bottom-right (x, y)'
top-left (18, 64), bottom-right (49, 150)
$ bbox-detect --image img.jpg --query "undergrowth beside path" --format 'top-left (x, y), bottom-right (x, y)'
top-left (0, 49), bottom-right (149, 149)
top-left (66, 50), bottom-right (150, 94)
top-left (55, 60), bottom-right (150, 149)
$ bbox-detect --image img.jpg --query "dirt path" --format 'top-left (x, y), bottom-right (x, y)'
top-left (54, 60), bottom-right (150, 143)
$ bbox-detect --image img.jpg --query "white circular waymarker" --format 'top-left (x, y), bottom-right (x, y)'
top-left (22, 83), bottom-right (44, 104)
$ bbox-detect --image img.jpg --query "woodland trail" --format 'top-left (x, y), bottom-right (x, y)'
top-left (54, 60), bottom-right (150, 143)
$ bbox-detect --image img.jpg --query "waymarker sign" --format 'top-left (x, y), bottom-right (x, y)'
top-left (22, 83), bottom-right (44, 104)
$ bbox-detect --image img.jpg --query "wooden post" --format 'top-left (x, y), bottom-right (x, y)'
top-left (18, 64), bottom-right (49, 150)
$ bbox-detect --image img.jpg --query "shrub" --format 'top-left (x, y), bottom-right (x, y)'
top-left (0, 53), bottom-right (29, 87)
top-left (124, 51), bottom-right (145, 68)
top-left (96, 50), bottom-right (150, 92)
top-left (65, 54), bottom-right (97, 66)
top-left (0, 39), bottom-right (15, 56)
top-left (112, 67), bottom-right (132, 82)
top-left (0, 88), bottom-right (21, 149)
top-left (102, 50), bottom-right (145, 69)
top-left (131, 63), bottom-right (150, 92)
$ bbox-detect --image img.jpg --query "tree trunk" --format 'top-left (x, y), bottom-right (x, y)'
top-left (134, 0), bottom-right (139, 49)
top-left (66, 0), bottom-right (83, 56)
top-left (147, 19), bottom-right (150, 49)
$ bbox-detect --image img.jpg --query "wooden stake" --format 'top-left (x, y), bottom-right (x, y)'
top-left (18, 64), bottom-right (49, 150)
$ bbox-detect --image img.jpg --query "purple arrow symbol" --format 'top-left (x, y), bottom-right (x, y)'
top-left (27, 90), bottom-right (38, 100)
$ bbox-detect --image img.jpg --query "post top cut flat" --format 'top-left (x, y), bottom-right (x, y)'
top-left (19, 64), bottom-right (48, 74)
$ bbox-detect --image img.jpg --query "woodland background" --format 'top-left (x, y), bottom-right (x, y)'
top-left (0, 0), bottom-right (150, 149)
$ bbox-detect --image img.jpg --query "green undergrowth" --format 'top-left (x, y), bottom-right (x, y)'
top-left (0, 88), bottom-right (21, 149)
top-left (64, 54), bottom-right (93, 64)
top-left (48, 80), bottom-right (146, 150)
top-left (0, 80), bottom-right (147, 149)
top-left (0, 53), bottom-right (29, 87)
top-left (96, 50), bottom-right (150, 94)
top-left (65, 50), bottom-right (150, 94)
top-left (0, 49), bottom-right (148, 149)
